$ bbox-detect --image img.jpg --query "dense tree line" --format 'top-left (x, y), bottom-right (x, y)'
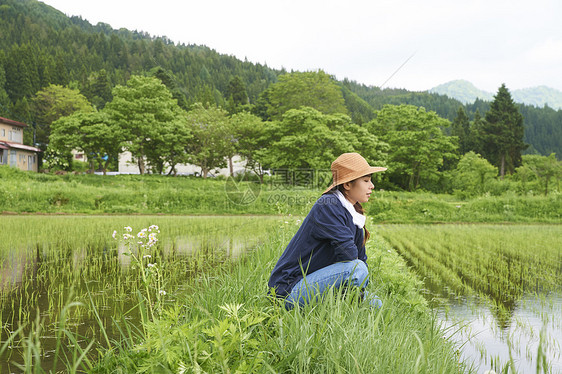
top-left (0, 0), bottom-right (280, 118)
top-left (44, 72), bottom-right (560, 195)
top-left (344, 80), bottom-right (562, 159)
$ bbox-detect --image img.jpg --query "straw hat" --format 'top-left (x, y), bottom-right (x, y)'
top-left (322, 153), bottom-right (387, 194)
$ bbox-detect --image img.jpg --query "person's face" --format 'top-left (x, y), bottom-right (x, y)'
top-left (342, 174), bottom-right (374, 204)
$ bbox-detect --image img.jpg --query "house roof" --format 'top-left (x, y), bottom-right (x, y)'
top-left (0, 141), bottom-right (42, 152)
top-left (0, 116), bottom-right (28, 128)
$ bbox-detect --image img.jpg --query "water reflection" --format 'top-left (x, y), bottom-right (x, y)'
top-left (0, 228), bottom-right (268, 373)
top-left (436, 294), bottom-right (562, 373)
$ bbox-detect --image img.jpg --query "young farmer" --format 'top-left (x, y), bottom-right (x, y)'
top-left (268, 152), bottom-right (387, 310)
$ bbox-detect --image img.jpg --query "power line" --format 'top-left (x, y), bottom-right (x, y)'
top-left (379, 52), bottom-right (416, 89)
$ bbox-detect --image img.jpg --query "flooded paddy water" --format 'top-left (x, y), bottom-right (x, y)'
top-left (0, 215), bottom-right (283, 372)
top-left (376, 224), bottom-right (562, 373)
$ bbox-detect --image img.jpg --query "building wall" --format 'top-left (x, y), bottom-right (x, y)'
top-left (118, 151), bottom-right (247, 176)
top-left (0, 123), bottom-right (24, 143)
top-left (13, 149), bottom-right (38, 172)
top-left (0, 149), bottom-right (38, 171)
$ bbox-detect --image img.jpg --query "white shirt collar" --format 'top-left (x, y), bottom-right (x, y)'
top-left (334, 190), bottom-right (366, 228)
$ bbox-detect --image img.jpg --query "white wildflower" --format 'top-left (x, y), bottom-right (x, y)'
top-left (143, 254), bottom-right (151, 259)
top-left (124, 226), bottom-right (132, 232)
top-left (159, 290), bottom-right (166, 296)
top-left (147, 263), bottom-right (156, 268)
top-left (112, 230), bottom-right (117, 239)
top-left (137, 231), bottom-right (147, 238)
top-left (123, 233), bottom-right (133, 240)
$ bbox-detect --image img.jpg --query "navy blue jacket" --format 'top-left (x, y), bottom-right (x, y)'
top-left (268, 192), bottom-right (367, 298)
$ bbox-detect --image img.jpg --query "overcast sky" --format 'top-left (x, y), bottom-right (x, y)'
top-left (40, 0), bottom-right (562, 92)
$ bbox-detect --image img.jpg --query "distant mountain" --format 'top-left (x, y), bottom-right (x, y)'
top-left (511, 86), bottom-right (562, 110)
top-left (428, 80), bottom-right (493, 104)
top-left (429, 80), bottom-right (562, 110)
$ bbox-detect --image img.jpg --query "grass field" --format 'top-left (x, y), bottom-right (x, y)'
top-left (1, 165), bottom-right (561, 223)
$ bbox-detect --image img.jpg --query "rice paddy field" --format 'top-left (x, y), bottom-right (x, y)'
top-left (375, 224), bottom-right (562, 373)
top-left (0, 215), bottom-right (280, 372)
top-left (0, 215), bottom-right (469, 373)
top-left (1, 211), bottom-right (561, 373)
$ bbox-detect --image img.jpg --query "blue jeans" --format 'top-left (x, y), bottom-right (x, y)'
top-left (285, 259), bottom-right (382, 310)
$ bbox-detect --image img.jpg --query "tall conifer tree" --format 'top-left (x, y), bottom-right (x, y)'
top-left (451, 106), bottom-right (470, 155)
top-left (481, 84), bottom-right (527, 177)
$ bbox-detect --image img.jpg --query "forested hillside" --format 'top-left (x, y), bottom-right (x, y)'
top-left (0, 0), bottom-right (560, 159)
top-left (346, 80), bottom-right (562, 158)
top-left (0, 0), bottom-right (280, 113)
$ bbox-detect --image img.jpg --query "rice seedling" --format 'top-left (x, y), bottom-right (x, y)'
top-left (375, 224), bottom-right (562, 373)
top-left (0, 215), bottom-right (281, 372)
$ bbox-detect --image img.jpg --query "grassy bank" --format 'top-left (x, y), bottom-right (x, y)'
top-left (1, 166), bottom-right (561, 223)
top-left (90, 217), bottom-right (470, 373)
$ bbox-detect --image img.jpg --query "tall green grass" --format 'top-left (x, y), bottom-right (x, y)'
top-left (1, 166), bottom-right (561, 222)
top-left (0, 215), bottom-right (281, 372)
top-left (89, 217), bottom-right (471, 373)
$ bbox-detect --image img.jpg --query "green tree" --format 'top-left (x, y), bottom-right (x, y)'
top-left (32, 84), bottom-right (93, 150)
top-left (184, 103), bottom-right (232, 178)
top-left (53, 54), bottom-right (69, 86)
top-left (0, 62), bottom-right (10, 117)
top-left (229, 111), bottom-right (265, 179)
top-left (451, 106), bottom-right (470, 155)
top-left (481, 84), bottom-right (527, 177)
top-left (453, 151), bottom-right (498, 197)
top-left (105, 75), bottom-right (183, 174)
top-left (151, 67), bottom-right (188, 110)
top-left (49, 110), bottom-right (124, 174)
top-left (226, 76), bottom-right (249, 114)
top-left (263, 70), bottom-right (347, 120)
top-left (516, 153), bottom-right (561, 196)
top-left (84, 69), bottom-right (113, 109)
top-left (257, 107), bottom-right (355, 171)
top-left (368, 104), bottom-right (458, 191)
top-left (467, 109), bottom-right (484, 154)
top-left (145, 110), bottom-right (191, 175)
top-left (338, 121), bottom-right (389, 172)
top-left (4, 44), bottom-right (37, 102)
